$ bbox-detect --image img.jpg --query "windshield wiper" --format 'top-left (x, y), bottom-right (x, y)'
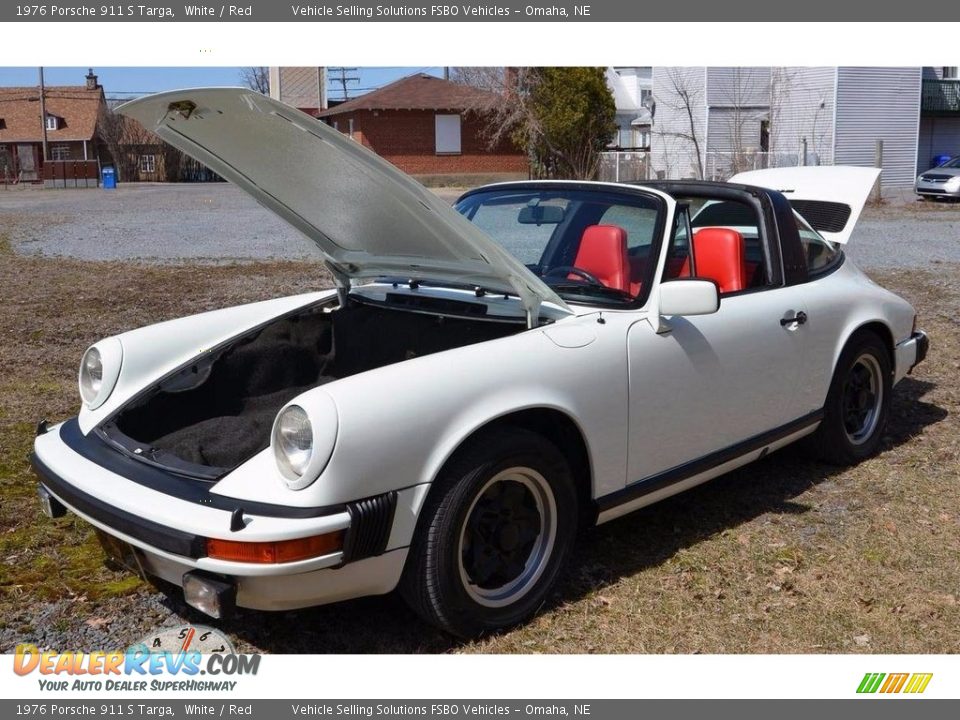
top-left (377, 276), bottom-right (516, 299)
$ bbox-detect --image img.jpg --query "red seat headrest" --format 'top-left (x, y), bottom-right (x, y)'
top-left (691, 228), bottom-right (748, 294)
top-left (573, 225), bottom-right (630, 294)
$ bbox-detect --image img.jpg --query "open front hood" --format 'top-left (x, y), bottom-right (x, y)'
top-left (118, 88), bottom-right (570, 321)
top-left (730, 166), bottom-right (880, 245)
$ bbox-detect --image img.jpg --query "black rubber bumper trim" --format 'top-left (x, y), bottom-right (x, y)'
top-left (597, 409), bottom-right (824, 514)
top-left (911, 331), bottom-right (929, 369)
top-left (342, 491), bottom-right (398, 563)
top-left (31, 452), bottom-right (206, 559)
top-left (58, 418), bottom-right (347, 520)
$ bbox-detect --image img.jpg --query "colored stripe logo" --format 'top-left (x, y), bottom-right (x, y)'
top-left (857, 672), bottom-right (933, 694)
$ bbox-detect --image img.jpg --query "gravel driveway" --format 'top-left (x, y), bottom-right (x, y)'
top-left (2, 182), bottom-right (957, 270)
top-left (0, 183), bottom-right (462, 263)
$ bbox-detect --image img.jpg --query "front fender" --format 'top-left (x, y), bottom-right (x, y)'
top-left (276, 317), bottom-right (630, 509)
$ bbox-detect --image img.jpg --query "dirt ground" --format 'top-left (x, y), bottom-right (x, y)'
top-left (0, 210), bottom-right (958, 654)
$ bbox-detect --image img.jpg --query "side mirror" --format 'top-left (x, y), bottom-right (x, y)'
top-left (659, 279), bottom-right (720, 317)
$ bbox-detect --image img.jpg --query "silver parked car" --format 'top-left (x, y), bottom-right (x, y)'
top-left (915, 156), bottom-right (960, 199)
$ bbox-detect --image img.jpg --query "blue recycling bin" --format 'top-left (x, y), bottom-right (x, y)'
top-left (932, 154), bottom-right (952, 168)
top-left (101, 165), bottom-right (116, 190)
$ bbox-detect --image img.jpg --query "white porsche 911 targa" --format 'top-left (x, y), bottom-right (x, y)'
top-left (32, 89), bottom-right (928, 637)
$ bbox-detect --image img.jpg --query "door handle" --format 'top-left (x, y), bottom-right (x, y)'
top-left (780, 311), bottom-right (808, 327)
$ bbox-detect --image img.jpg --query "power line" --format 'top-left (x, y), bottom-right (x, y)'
top-left (327, 67), bottom-right (359, 101)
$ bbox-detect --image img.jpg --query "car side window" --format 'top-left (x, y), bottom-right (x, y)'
top-left (599, 204), bottom-right (660, 256)
top-left (687, 198), bottom-right (772, 295)
top-left (794, 211), bottom-right (841, 275)
top-left (661, 205), bottom-right (692, 281)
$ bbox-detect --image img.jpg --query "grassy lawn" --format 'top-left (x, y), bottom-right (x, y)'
top-left (0, 234), bottom-right (957, 653)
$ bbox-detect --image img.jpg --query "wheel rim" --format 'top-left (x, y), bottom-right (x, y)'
top-left (841, 353), bottom-right (884, 445)
top-left (457, 467), bottom-right (557, 608)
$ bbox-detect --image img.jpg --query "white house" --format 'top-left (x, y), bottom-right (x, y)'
top-left (606, 67), bottom-right (652, 150)
top-left (647, 65), bottom-right (959, 187)
top-left (770, 67), bottom-right (923, 186)
top-left (648, 67), bottom-right (770, 181)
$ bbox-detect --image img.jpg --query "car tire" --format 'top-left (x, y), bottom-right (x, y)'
top-left (400, 426), bottom-right (578, 638)
top-left (808, 331), bottom-right (892, 466)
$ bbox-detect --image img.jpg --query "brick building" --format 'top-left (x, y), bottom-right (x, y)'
top-left (316, 73), bottom-right (527, 179)
top-left (0, 69), bottom-right (106, 183)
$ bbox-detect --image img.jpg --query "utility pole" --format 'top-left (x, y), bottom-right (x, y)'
top-left (872, 139), bottom-right (884, 205)
top-left (327, 67), bottom-right (359, 101)
top-left (38, 67), bottom-right (49, 162)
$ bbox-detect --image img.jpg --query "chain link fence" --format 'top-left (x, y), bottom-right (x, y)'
top-left (704, 151), bottom-right (833, 181)
top-left (597, 151), bottom-right (650, 182)
top-left (599, 150), bottom-right (834, 183)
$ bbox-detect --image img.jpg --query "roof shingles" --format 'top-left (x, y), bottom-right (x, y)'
top-left (0, 86), bottom-right (104, 143)
top-left (317, 73), bottom-right (497, 117)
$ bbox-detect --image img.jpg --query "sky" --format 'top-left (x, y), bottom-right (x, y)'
top-left (0, 66), bottom-right (445, 101)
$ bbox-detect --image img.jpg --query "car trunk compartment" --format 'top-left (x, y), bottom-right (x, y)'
top-left (103, 300), bottom-right (521, 476)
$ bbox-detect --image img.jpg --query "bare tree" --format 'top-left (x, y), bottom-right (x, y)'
top-left (97, 103), bottom-right (163, 181)
top-left (724, 68), bottom-right (753, 171)
top-left (240, 67), bottom-right (270, 94)
top-left (654, 68), bottom-right (706, 180)
top-left (808, 93), bottom-right (831, 164)
top-left (712, 67), bottom-right (771, 177)
top-left (768, 67), bottom-right (796, 158)
top-left (767, 67), bottom-right (833, 165)
top-left (450, 67), bottom-right (528, 146)
top-left (96, 103), bottom-right (130, 180)
top-left (0, 145), bottom-right (13, 184)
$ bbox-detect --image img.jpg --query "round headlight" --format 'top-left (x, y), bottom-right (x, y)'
top-left (273, 405), bottom-right (314, 480)
top-left (79, 346), bottom-right (103, 404)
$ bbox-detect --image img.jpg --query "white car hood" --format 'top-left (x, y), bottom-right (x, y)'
top-left (118, 87), bottom-right (570, 321)
top-left (730, 166), bottom-right (880, 245)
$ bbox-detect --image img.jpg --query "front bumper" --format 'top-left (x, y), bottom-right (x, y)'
top-left (894, 330), bottom-right (929, 384)
top-left (32, 420), bottom-right (417, 613)
top-left (915, 181), bottom-right (960, 197)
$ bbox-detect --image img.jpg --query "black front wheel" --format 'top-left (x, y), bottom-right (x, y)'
top-left (400, 427), bottom-right (578, 638)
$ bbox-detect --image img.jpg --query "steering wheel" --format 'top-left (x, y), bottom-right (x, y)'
top-left (544, 266), bottom-right (603, 286)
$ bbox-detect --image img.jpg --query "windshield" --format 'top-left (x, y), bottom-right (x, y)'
top-left (940, 157), bottom-right (960, 168)
top-left (455, 187), bottom-right (664, 306)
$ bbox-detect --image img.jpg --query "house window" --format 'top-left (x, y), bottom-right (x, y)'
top-left (50, 144), bottom-right (71, 161)
top-left (944, 67), bottom-right (959, 80)
top-left (435, 114), bottom-right (462, 154)
top-left (45, 115), bottom-right (58, 131)
top-left (332, 120), bottom-right (339, 131)
top-left (348, 118), bottom-right (354, 139)
top-left (140, 154), bottom-right (156, 174)
top-left (0, 118), bottom-right (6, 129)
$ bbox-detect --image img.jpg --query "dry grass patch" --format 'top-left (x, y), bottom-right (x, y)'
top-left (0, 247), bottom-right (957, 654)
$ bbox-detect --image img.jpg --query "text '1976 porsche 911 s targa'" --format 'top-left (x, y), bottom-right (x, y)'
top-left (31, 88), bottom-right (929, 637)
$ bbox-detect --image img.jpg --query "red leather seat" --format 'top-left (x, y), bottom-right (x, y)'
top-left (572, 225), bottom-right (633, 295)
top-left (689, 228), bottom-right (748, 294)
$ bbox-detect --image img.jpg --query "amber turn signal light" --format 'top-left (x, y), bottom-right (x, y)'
top-left (206, 530), bottom-right (345, 563)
